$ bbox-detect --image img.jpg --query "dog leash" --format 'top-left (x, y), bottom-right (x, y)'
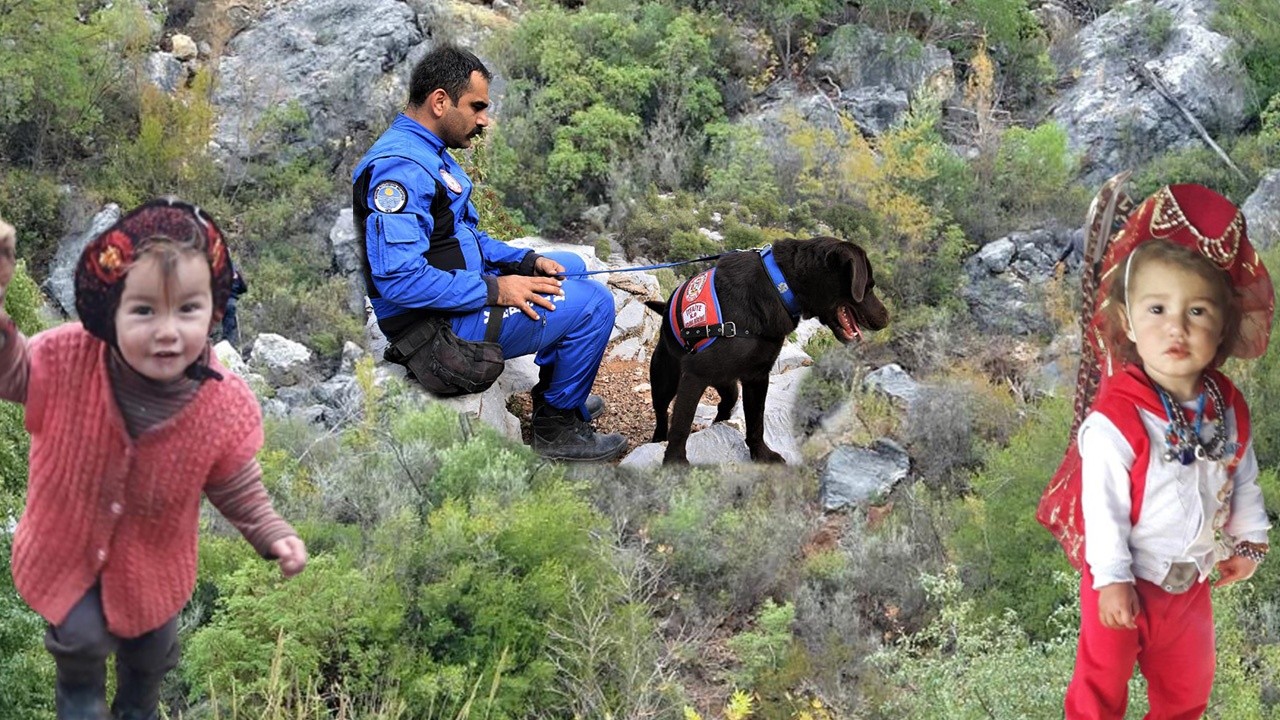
top-left (557, 247), bottom-right (769, 278)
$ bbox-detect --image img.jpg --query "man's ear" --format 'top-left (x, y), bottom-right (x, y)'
top-left (427, 88), bottom-right (452, 118)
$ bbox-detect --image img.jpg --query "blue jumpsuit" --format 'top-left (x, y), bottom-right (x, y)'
top-left (352, 115), bottom-right (613, 417)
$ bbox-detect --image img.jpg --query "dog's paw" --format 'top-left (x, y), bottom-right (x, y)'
top-left (750, 447), bottom-right (785, 464)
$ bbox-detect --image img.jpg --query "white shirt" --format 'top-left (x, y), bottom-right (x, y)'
top-left (1079, 399), bottom-right (1269, 589)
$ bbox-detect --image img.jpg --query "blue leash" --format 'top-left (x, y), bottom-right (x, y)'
top-left (558, 250), bottom-right (735, 278)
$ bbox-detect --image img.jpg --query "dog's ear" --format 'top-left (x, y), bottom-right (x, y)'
top-left (830, 244), bottom-right (870, 303)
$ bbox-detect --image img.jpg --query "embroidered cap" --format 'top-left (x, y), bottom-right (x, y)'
top-left (74, 197), bottom-right (233, 347)
top-left (1091, 183), bottom-right (1274, 363)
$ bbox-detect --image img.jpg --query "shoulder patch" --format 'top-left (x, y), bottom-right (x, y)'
top-left (373, 181), bottom-right (408, 213)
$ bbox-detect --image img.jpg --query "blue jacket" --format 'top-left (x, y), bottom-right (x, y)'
top-left (352, 115), bottom-right (534, 334)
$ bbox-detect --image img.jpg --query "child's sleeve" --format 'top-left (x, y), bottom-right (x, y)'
top-left (1079, 413), bottom-right (1138, 589)
top-left (0, 315), bottom-right (31, 405)
top-left (1224, 441), bottom-right (1269, 544)
top-left (205, 458), bottom-right (298, 558)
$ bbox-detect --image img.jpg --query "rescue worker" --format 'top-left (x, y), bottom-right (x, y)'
top-left (352, 45), bottom-right (625, 462)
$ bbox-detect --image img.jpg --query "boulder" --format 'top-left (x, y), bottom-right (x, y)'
top-left (863, 364), bottom-right (920, 406)
top-left (811, 24), bottom-right (954, 134)
top-left (1053, 0), bottom-right (1250, 185)
top-left (45, 205), bottom-right (121, 317)
top-left (819, 439), bottom-right (911, 511)
top-left (145, 52), bottom-right (187, 93)
top-left (249, 333), bottom-right (314, 387)
top-left (211, 0), bottom-right (426, 172)
top-left (1243, 170), bottom-right (1280, 253)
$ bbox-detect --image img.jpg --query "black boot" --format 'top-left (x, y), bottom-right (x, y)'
top-left (532, 405), bottom-right (627, 462)
top-left (55, 681), bottom-right (109, 720)
top-left (530, 365), bottom-right (605, 419)
top-left (111, 663), bottom-right (164, 720)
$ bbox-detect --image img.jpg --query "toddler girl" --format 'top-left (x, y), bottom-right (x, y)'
top-left (0, 199), bottom-right (306, 720)
top-left (1064, 184), bottom-right (1274, 718)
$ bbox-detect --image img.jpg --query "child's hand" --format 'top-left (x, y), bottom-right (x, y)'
top-left (0, 216), bottom-right (15, 307)
top-left (1097, 582), bottom-right (1140, 630)
top-left (1214, 555), bottom-right (1258, 588)
top-left (270, 535), bottom-right (308, 578)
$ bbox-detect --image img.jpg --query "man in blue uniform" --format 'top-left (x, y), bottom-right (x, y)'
top-left (353, 45), bottom-right (626, 462)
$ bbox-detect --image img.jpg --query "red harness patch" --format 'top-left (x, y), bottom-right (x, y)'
top-left (669, 268), bottom-right (723, 353)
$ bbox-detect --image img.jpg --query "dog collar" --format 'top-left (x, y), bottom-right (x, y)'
top-left (758, 246), bottom-right (801, 320)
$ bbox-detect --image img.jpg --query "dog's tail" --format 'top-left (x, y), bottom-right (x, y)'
top-left (644, 300), bottom-right (667, 315)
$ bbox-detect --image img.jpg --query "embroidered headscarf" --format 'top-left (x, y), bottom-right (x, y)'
top-left (1089, 183), bottom-right (1274, 367)
top-left (74, 197), bottom-right (233, 348)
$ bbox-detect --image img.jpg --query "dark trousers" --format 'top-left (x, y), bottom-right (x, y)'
top-left (45, 586), bottom-right (180, 720)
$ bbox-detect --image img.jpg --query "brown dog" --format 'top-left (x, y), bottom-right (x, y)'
top-left (645, 237), bottom-right (889, 464)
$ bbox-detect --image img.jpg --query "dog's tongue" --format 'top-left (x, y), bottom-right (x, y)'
top-left (837, 306), bottom-right (862, 342)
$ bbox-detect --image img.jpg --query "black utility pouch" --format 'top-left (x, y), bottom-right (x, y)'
top-left (384, 312), bottom-right (505, 396)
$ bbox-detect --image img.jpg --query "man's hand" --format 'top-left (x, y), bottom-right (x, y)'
top-left (496, 274), bottom-right (563, 320)
top-left (1214, 555), bottom-right (1258, 588)
top-left (270, 535), bottom-right (308, 578)
top-left (534, 255), bottom-right (565, 277)
top-left (0, 217), bottom-right (15, 310)
top-left (1097, 582), bottom-right (1140, 630)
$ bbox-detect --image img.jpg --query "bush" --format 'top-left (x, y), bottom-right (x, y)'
top-left (648, 467), bottom-right (809, 621)
top-left (867, 566), bottom-right (1079, 719)
top-left (1215, 0), bottom-right (1280, 114)
top-left (0, 0), bottom-right (148, 168)
top-left (0, 170), bottom-right (64, 279)
top-left (945, 394), bottom-right (1076, 638)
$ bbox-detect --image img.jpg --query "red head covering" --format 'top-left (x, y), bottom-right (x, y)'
top-left (74, 197), bottom-right (233, 347)
top-left (1088, 183), bottom-right (1274, 368)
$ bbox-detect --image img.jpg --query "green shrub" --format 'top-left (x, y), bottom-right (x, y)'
top-left (0, 0), bottom-right (147, 168)
top-left (648, 468), bottom-right (808, 620)
top-left (946, 394), bottom-right (1076, 638)
top-left (489, 1), bottom-right (731, 227)
top-left (1215, 0), bottom-right (1280, 114)
top-left (727, 600), bottom-right (797, 689)
top-left (182, 552), bottom-right (408, 705)
top-left (867, 566), bottom-right (1079, 719)
top-left (993, 122), bottom-right (1081, 222)
top-left (0, 171), bottom-right (64, 279)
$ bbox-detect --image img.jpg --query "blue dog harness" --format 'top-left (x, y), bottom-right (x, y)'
top-left (667, 247), bottom-right (802, 353)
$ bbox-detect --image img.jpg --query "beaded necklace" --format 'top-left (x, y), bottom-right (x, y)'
top-left (1154, 375), bottom-right (1231, 465)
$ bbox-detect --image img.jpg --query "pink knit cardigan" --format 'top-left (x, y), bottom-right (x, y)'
top-left (11, 323), bottom-right (263, 638)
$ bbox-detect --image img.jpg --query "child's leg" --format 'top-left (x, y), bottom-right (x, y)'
top-left (1136, 579), bottom-right (1214, 720)
top-left (1065, 569), bottom-right (1141, 719)
top-left (43, 587), bottom-right (115, 720)
top-left (110, 616), bottom-right (180, 720)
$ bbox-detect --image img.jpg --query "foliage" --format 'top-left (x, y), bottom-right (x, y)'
top-left (1215, 0), bottom-right (1280, 115)
top-left (648, 468), bottom-right (808, 621)
top-left (94, 73), bottom-right (221, 208)
top-left (0, 0), bottom-right (149, 168)
top-left (868, 566), bottom-right (1079, 719)
top-left (993, 122), bottom-right (1080, 220)
top-left (727, 600), bottom-right (797, 689)
top-left (0, 170), bottom-right (64, 278)
top-left (783, 107), bottom-right (972, 310)
top-left (946, 394), bottom-right (1076, 638)
top-left (182, 553), bottom-right (408, 705)
top-left (490, 0), bottom-right (732, 226)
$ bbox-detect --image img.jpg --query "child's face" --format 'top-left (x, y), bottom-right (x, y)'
top-left (114, 251), bottom-right (213, 382)
top-left (1123, 257), bottom-right (1226, 401)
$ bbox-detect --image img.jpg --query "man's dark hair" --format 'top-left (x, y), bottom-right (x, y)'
top-left (408, 45), bottom-right (492, 106)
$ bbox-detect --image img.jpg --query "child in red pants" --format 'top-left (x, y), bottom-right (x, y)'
top-left (1062, 184), bottom-right (1273, 719)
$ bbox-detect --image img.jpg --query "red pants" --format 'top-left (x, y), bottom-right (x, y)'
top-left (1065, 567), bottom-right (1215, 719)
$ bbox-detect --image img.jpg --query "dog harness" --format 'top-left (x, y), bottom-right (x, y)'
top-left (667, 247), bottom-right (803, 353)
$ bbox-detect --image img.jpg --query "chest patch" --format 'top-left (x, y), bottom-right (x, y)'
top-left (373, 181), bottom-right (408, 213)
top-left (669, 268), bottom-right (723, 353)
top-left (440, 170), bottom-right (463, 194)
